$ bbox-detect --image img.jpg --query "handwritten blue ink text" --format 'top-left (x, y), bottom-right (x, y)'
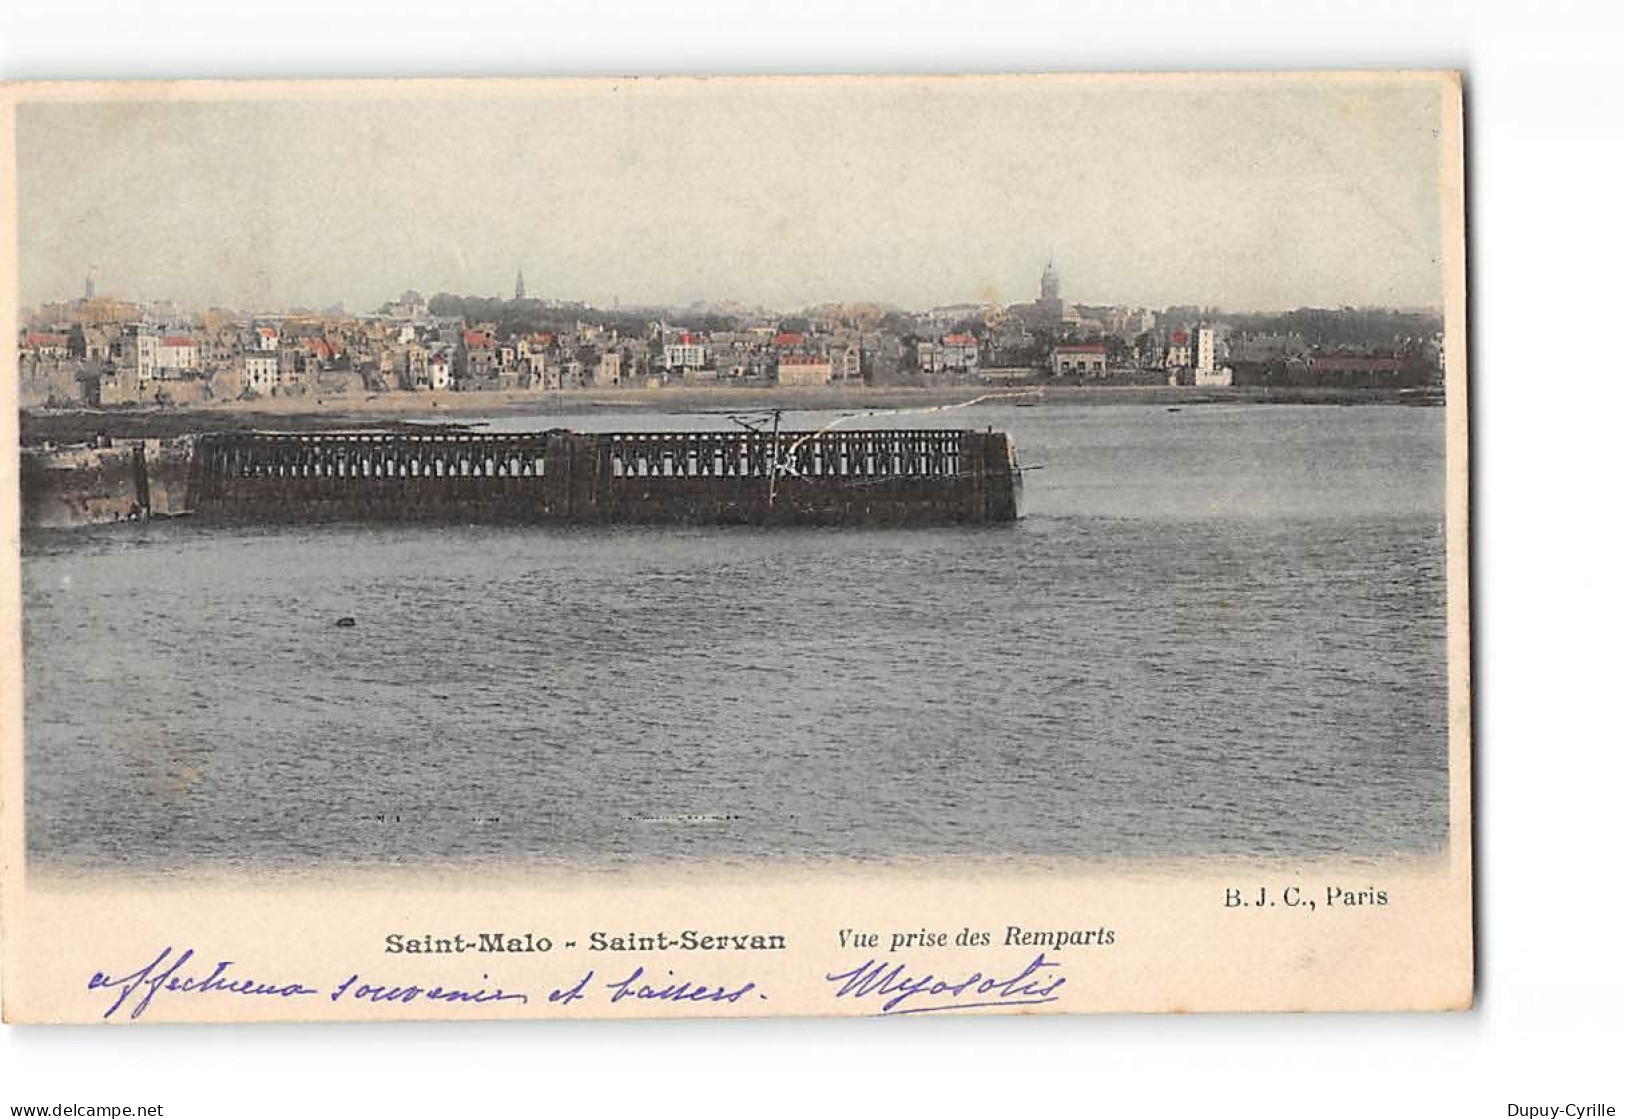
top-left (823, 953), bottom-right (1066, 1015)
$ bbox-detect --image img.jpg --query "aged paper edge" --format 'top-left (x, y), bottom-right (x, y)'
top-left (0, 71), bottom-right (1472, 1024)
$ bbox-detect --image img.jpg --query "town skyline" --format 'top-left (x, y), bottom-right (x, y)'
top-left (16, 76), bottom-right (1448, 315)
top-left (20, 247), bottom-right (1446, 414)
top-left (23, 266), bottom-right (1447, 322)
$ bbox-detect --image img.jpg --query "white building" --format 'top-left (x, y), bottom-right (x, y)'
top-left (154, 336), bottom-right (198, 375)
top-left (591, 351), bottom-right (622, 387)
top-left (127, 329), bottom-right (162, 386)
top-left (663, 333), bottom-right (707, 372)
top-left (923, 302), bottom-right (990, 330)
top-left (940, 333), bottom-right (981, 372)
top-left (777, 355), bottom-right (833, 386)
top-left (836, 342), bottom-right (863, 382)
top-left (1192, 326), bottom-right (1216, 375)
top-left (1053, 343), bottom-right (1108, 377)
top-left (244, 352), bottom-right (278, 394)
top-left (1190, 325), bottom-right (1231, 385)
top-left (916, 341), bottom-right (941, 374)
top-left (1166, 330), bottom-right (1192, 370)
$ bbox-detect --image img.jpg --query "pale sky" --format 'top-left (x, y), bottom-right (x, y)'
top-left (15, 75), bottom-right (1450, 314)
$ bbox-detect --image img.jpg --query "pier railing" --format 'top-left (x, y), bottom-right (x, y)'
top-left (194, 431), bottom-right (553, 481)
top-left (184, 428), bottom-right (1018, 525)
top-left (602, 430), bottom-right (965, 480)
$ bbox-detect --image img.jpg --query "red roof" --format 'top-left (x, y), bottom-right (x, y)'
top-left (1171, 331), bottom-right (1190, 344)
top-left (942, 333), bottom-right (978, 346)
top-left (161, 335), bottom-right (195, 347)
top-left (464, 330), bottom-right (493, 349)
top-left (772, 332), bottom-right (805, 348)
top-left (677, 332), bottom-right (702, 345)
top-left (256, 326), bottom-right (277, 339)
top-left (24, 331), bottom-right (69, 347)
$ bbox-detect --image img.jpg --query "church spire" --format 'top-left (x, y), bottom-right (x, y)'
top-left (514, 265), bottom-right (526, 301)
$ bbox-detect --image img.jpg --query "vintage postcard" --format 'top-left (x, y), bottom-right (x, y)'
top-left (0, 72), bottom-right (1470, 1024)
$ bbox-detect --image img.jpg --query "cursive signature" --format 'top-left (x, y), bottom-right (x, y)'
top-left (823, 953), bottom-right (1066, 1015)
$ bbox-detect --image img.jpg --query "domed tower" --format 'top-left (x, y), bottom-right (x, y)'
top-left (1038, 260), bottom-right (1063, 323)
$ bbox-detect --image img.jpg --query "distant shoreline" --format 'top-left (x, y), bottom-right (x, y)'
top-left (19, 384), bottom-right (1442, 445)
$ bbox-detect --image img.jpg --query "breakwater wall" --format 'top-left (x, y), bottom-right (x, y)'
top-left (20, 437), bottom-right (195, 528)
top-left (184, 429), bottom-right (1021, 526)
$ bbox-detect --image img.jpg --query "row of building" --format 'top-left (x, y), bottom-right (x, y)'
top-left (17, 265), bottom-right (1442, 408)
